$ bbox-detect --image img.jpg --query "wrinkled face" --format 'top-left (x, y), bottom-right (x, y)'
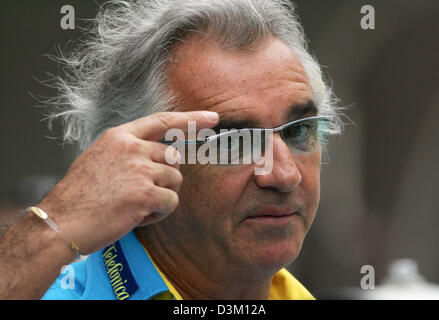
top-left (164, 36), bottom-right (321, 272)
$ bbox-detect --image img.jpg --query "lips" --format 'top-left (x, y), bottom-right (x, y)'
top-left (244, 207), bottom-right (298, 220)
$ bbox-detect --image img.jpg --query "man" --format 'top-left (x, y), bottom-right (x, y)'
top-left (0, 0), bottom-right (342, 300)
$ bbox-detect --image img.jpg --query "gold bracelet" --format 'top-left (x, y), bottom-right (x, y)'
top-left (27, 206), bottom-right (82, 258)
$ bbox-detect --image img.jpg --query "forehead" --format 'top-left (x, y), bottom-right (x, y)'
top-left (166, 36), bottom-right (314, 127)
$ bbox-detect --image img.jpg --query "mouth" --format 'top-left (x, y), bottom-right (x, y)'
top-left (243, 208), bottom-right (299, 224)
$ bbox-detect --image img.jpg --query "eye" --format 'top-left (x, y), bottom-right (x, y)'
top-left (283, 121), bottom-right (313, 141)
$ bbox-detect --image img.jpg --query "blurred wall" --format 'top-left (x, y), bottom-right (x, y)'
top-left (0, 0), bottom-right (103, 196)
top-left (291, 0), bottom-right (439, 295)
top-left (1, 0), bottom-right (438, 297)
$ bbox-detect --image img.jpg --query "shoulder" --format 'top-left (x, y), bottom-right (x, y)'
top-left (42, 252), bottom-right (116, 300)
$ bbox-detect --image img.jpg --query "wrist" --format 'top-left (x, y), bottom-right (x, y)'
top-left (27, 206), bottom-right (83, 258)
top-left (26, 204), bottom-right (79, 263)
top-left (25, 202), bottom-right (78, 266)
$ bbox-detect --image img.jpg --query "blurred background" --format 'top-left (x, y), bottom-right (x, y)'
top-left (1, 0), bottom-right (438, 299)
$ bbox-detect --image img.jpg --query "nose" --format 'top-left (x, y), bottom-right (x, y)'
top-left (254, 134), bottom-right (302, 192)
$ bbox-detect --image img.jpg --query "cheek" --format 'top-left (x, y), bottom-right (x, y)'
top-left (297, 155), bottom-right (321, 226)
top-left (175, 165), bottom-right (255, 241)
top-left (300, 150), bottom-right (321, 188)
top-left (302, 161), bottom-right (320, 194)
top-left (179, 165), bottom-right (253, 213)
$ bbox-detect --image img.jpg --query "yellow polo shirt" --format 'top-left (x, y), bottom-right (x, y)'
top-left (144, 247), bottom-right (315, 300)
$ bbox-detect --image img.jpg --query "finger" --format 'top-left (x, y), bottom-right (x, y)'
top-left (138, 211), bottom-right (167, 226)
top-left (123, 111), bottom-right (219, 141)
top-left (150, 186), bottom-right (179, 214)
top-left (138, 187), bottom-right (179, 225)
top-left (143, 141), bottom-right (181, 167)
top-left (151, 163), bottom-right (183, 192)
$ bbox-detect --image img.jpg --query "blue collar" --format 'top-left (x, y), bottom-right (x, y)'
top-left (83, 231), bottom-right (169, 300)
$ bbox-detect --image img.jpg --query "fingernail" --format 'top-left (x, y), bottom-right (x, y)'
top-left (203, 111), bottom-right (219, 122)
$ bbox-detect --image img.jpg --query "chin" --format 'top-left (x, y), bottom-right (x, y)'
top-left (251, 237), bottom-right (304, 272)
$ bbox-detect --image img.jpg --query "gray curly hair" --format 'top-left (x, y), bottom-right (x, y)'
top-left (46, 0), bottom-right (343, 151)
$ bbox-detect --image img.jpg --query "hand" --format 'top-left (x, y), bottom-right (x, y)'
top-left (37, 111), bottom-right (219, 255)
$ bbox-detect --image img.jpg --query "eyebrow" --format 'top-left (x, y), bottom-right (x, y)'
top-left (213, 100), bottom-right (318, 132)
top-left (286, 100), bottom-right (318, 121)
top-left (212, 118), bottom-right (261, 132)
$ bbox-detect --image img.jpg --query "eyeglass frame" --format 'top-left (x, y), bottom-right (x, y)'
top-left (161, 115), bottom-right (334, 146)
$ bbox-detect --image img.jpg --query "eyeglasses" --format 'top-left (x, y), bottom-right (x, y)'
top-left (162, 116), bottom-right (333, 165)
